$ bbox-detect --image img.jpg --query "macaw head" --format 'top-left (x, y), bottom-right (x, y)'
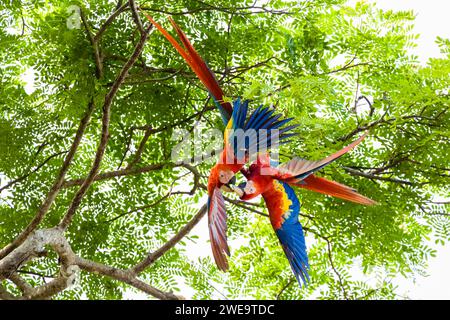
top-left (208, 165), bottom-right (236, 194)
top-left (232, 162), bottom-right (273, 200)
top-left (218, 167), bottom-right (235, 185)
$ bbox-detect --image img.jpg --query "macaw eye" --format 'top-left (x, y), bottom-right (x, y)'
top-left (244, 181), bottom-right (256, 194)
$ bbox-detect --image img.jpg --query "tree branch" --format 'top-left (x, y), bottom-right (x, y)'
top-left (75, 256), bottom-right (180, 299)
top-left (0, 100), bottom-right (96, 260)
top-left (0, 227), bottom-right (179, 300)
top-left (326, 239), bottom-right (348, 300)
top-left (0, 284), bottom-right (17, 300)
top-left (129, 0), bottom-right (145, 35)
top-left (126, 126), bottom-right (153, 169)
top-left (94, 2), bottom-right (129, 41)
top-left (132, 204), bottom-right (207, 274)
top-left (62, 163), bottom-right (170, 188)
top-left (0, 150), bottom-right (68, 193)
top-left (343, 166), bottom-right (415, 186)
top-left (58, 24), bottom-right (153, 230)
top-left (80, 9), bottom-right (103, 79)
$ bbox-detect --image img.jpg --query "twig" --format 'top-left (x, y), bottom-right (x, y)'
top-left (132, 204), bottom-right (207, 274)
top-left (129, 0), bottom-right (145, 35)
top-left (343, 166), bottom-right (416, 186)
top-left (0, 150), bottom-right (68, 193)
top-left (94, 2), bottom-right (129, 41)
top-left (326, 240), bottom-right (348, 299)
top-left (126, 126), bottom-right (153, 169)
top-left (80, 9), bottom-right (103, 79)
top-left (276, 278), bottom-right (295, 300)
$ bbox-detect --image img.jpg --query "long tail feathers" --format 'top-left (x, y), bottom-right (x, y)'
top-left (280, 132), bottom-right (368, 182)
top-left (295, 174), bottom-right (377, 205)
top-left (141, 12), bottom-right (232, 123)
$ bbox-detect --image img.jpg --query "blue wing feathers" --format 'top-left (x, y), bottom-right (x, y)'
top-left (273, 182), bottom-right (309, 287)
top-left (228, 99), bottom-right (298, 158)
top-left (276, 223), bottom-right (310, 287)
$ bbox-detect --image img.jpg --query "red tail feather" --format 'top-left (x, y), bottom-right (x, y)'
top-left (141, 12), bottom-right (232, 119)
top-left (141, 13), bottom-right (192, 65)
top-left (168, 17), bottom-right (229, 110)
top-left (295, 174), bottom-right (377, 205)
top-left (316, 132), bottom-right (368, 166)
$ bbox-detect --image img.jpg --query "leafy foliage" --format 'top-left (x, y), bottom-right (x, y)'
top-left (0, 0), bottom-right (448, 299)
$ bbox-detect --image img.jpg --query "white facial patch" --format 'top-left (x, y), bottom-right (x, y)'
top-left (244, 180), bottom-right (256, 194)
top-left (219, 170), bottom-right (233, 184)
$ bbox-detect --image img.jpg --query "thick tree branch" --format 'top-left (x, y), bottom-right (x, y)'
top-left (0, 227), bottom-right (179, 300)
top-left (0, 285), bottom-right (17, 300)
top-left (8, 273), bottom-right (33, 296)
top-left (75, 256), bottom-right (180, 300)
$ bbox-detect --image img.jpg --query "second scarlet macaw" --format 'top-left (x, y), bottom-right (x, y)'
top-left (233, 134), bottom-right (376, 286)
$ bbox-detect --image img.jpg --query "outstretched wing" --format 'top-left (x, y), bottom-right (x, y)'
top-left (276, 133), bottom-right (368, 182)
top-left (276, 223), bottom-right (310, 287)
top-left (253, 133), bottom-right (376, 205)
top-left (141, 13), bottom-right (232, 124)
top-left (207, 187), bottom-right (230, 271)
top-left (264, 181), bottom-right (309, 287)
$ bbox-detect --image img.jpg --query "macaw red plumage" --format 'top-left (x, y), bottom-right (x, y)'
top-left (207, 99), bottom-right (298, 270)
top-left (235, 134), bottom-right (376, 286)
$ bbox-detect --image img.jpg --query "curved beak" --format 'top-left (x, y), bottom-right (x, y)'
top-left (228, 184), bottom-right (244, 197)
top-left (220, 176), bottom-right (245, 197)
top-left (220, 176), bottom-right (237, 193)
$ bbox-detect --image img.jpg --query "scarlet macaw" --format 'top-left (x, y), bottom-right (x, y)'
top-left (142, 13), bottom-right (298, 270)
top-left (233, 134), bottom-right (376, 286)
